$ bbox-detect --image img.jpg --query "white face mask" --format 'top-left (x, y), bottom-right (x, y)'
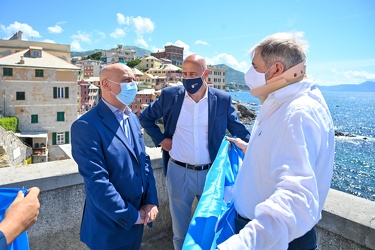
top-left (246, 60), bottom-right (306, 102)
top-left (244, 64), bottom-right (275, 90)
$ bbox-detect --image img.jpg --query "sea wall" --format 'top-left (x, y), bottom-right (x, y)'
top-left (0, 147), bottom-right (374, 250)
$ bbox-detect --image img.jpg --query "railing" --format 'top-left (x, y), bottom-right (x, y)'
top-left (0, 147), bottom-right (374, 250)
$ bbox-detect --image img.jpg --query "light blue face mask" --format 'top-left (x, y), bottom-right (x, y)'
top-left (109, 80), bottom-right (138, 106)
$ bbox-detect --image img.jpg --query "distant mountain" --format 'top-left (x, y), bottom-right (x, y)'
top-left (215, 64), bottom-right (249, 91)
top-left (215, 64), bottom-right (246, 85)
top-left (71, 45), bottom-right (152, 58)
top-left (121, 46), bottom-right (152, 57)
top-left (317, 81), bottom-right (375, 92)
top-left (71, 49), bottom-right (102, 57)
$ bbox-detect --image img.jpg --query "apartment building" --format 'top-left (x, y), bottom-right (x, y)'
top-left (78, 77), bottom-right (100, 112)
top-left (75, 59), bottom-right (102, 79)
top-left (146, 64), bottom-right (182, 83)
top-left (207, 65), bottom-right (227, 90)
top-left (151, 45), bottom-right (184, 66)
top-left (100, 44), bottom-right (136, 64)
top-left (0, 46), bottom-right (80, 163)
top-left (0, 31), bottom-right (71, 62)
top-left (139, 56), bottom-right (162, 71)
top-left (129, 88), bottom-right (156, 116)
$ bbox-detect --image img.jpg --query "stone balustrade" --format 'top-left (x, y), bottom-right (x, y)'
top-left (0, 147), bottom-right (374, 250)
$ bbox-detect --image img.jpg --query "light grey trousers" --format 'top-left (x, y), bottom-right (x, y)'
top-left (166, 160), bottom-right (209, 250)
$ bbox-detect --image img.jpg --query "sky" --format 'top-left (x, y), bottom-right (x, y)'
top-left (1, 0), bottom-right (374, 86)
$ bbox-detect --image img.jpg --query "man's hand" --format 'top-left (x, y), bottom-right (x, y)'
top-left (0, 187), bottom-right (40, 245)
top-left (226, 136), bottom-right (248, 155)
top-left (140, 204), bottom-right (159, 225)
top-left (159, 138), bottom-right (172, 151)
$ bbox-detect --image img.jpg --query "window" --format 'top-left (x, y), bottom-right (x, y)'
top-left (53, 87), bottom-right (69, 98)
top-left (57, 112), bottom-right (65, 121)
top-left (3, 68), bottom-right (13, 76)
top-left (31, 114), bottom-right (38, 123)
top-left (16, 92), bottom-right (25, 100)
top-left (32, 50), bottom-right (41, 57)
top-left (35, 69), bottom-right (44, 77)
top-left (53, 131), bottom-right (70, 145)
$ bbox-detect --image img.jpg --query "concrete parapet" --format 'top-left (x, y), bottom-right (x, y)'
top-left (0, 147), bottom-right (374, 249)
top-left (317, 189), bottom-right (375, 249)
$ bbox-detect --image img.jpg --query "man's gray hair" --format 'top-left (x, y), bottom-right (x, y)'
top-left (251, 32), bottom-right (308, 70)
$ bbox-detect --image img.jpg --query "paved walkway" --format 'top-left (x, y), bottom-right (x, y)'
top-left (141, 230), bottom-right (174, 250)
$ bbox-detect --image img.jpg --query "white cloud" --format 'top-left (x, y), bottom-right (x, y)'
top-left (133, 16), bottom-right (154, 34)
top-left (162, 40), bottom-right (249, 73)
top-left (302, 59), bottom-right (375, 85)
top-left (339, 69), bottom-right (375, 83)
top-left (43, 39), bottom-right (56, 43)
top-left (71, 41), bottom-right (83, 51)
top-left (151, 46), bottom-right (163, 53)
top-left (195, 40), bottom-right (209, 46)
top-left (117, 13), bottom-right (132, 26)
top-left (71, 31), bottom-right (91, 43)
top-left (132, 16), bottom-right (155, 48)
top-left (136, 37), bottom-right (148, 48)
top-left (166, 40), bottom-right (192, 57)
top-left (95, 30), bottom-right (106, 39)
top-left (114, 14), bottom-right (155, 48)
top-left (206, 53), bottom-right (249, 72)
top-left (110, 28), bottom-right (125, 39)
top-left (1, 22), bottom-right (41, 40)
top-left (48, 25), bottom-right (63, 34)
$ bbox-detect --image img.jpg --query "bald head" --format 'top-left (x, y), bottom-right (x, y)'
top-left (100, 63), bottom-right (135, 110)
top-left (100, 63), bottom-right (134, 83)
top-left (183, 54), bottom-right (207, 72)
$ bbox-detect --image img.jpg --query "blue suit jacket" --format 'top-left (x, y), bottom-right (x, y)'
top-left (139, 86), bottom-right (250, 175)
top-left (71, 100), bottom-right (158, 249)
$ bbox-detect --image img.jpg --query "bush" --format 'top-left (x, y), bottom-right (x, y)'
top-left (0, 117), bottom-right (19, 132)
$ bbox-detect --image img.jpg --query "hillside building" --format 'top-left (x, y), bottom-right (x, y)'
top-left (151, 45), bottom-right (184, 66)
top-left (0, 45), bottom-right (80, 163)
top-left (100, 44), bottom-right (136, 64)
top-left (207, 65), bottom-right (226, 90)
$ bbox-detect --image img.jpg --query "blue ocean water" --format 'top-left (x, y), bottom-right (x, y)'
top-left (229, 90), bottom-right (375, 202)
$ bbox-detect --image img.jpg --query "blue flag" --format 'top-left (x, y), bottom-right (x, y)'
top-left (183, 138), bottom-right (244, 250)
top-left (0, 188), bottom-right (30, 250)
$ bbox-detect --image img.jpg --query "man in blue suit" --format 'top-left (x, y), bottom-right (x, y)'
top-left (139, 54), bottom-right (250, 250)
top-left (71, 63), bottom-right (159, 250)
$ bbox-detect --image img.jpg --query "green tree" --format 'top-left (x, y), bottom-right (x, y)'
top-left (0, 117), bottom-right (19, 132)
top-left (127, 59), bottom-right (141, 68)
top-left (87, 52), bottom-right (102, 61)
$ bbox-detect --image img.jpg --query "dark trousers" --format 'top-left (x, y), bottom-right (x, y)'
top-left (235, 213), bottom-right (317, 250)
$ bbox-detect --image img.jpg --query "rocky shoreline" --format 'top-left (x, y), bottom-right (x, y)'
top-left (236, 103), bottom-right (367, 139)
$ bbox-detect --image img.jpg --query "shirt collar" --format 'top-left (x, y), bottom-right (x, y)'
top-left (184, 85), bottom-right (209, 101)
top-left (269, 80), bottom-right (316, 104)
top-left (102, 99), bottom-right (131, 118)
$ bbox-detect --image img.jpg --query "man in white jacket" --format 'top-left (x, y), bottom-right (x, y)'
top-left (219, 32), bottom-right (334, 250)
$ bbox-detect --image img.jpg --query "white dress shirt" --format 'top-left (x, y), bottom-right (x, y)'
top-left (218, 80), bottom-right (335, 249)
top-left (102, 99), bottom-right (132, 146)
top-left (169, 88), bottom-right (211, 165)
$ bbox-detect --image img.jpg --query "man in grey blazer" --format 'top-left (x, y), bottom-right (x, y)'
top-left (71, 63), bottom-right (159, 250)
top-left (139, 54), bottom-right (250, 250)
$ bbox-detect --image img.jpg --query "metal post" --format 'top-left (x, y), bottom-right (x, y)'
top-left (2, 90), bottom-right (5, 117)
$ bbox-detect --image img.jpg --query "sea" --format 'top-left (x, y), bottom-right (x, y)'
top-left (229, 90), bottom-right (375, 202)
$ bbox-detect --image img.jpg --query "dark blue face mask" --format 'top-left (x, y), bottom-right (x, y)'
top-left (182, 72), bottom-right (205, 94)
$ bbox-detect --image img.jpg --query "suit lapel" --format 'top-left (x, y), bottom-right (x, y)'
top-left (207, 88), bottom-right (217, 144)
top-left (98, 101), bottom-right (138, 160)
top-left (127, 115), bottom-right (140, 158)
top-left (169, 88), bottom-right (185, 135)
